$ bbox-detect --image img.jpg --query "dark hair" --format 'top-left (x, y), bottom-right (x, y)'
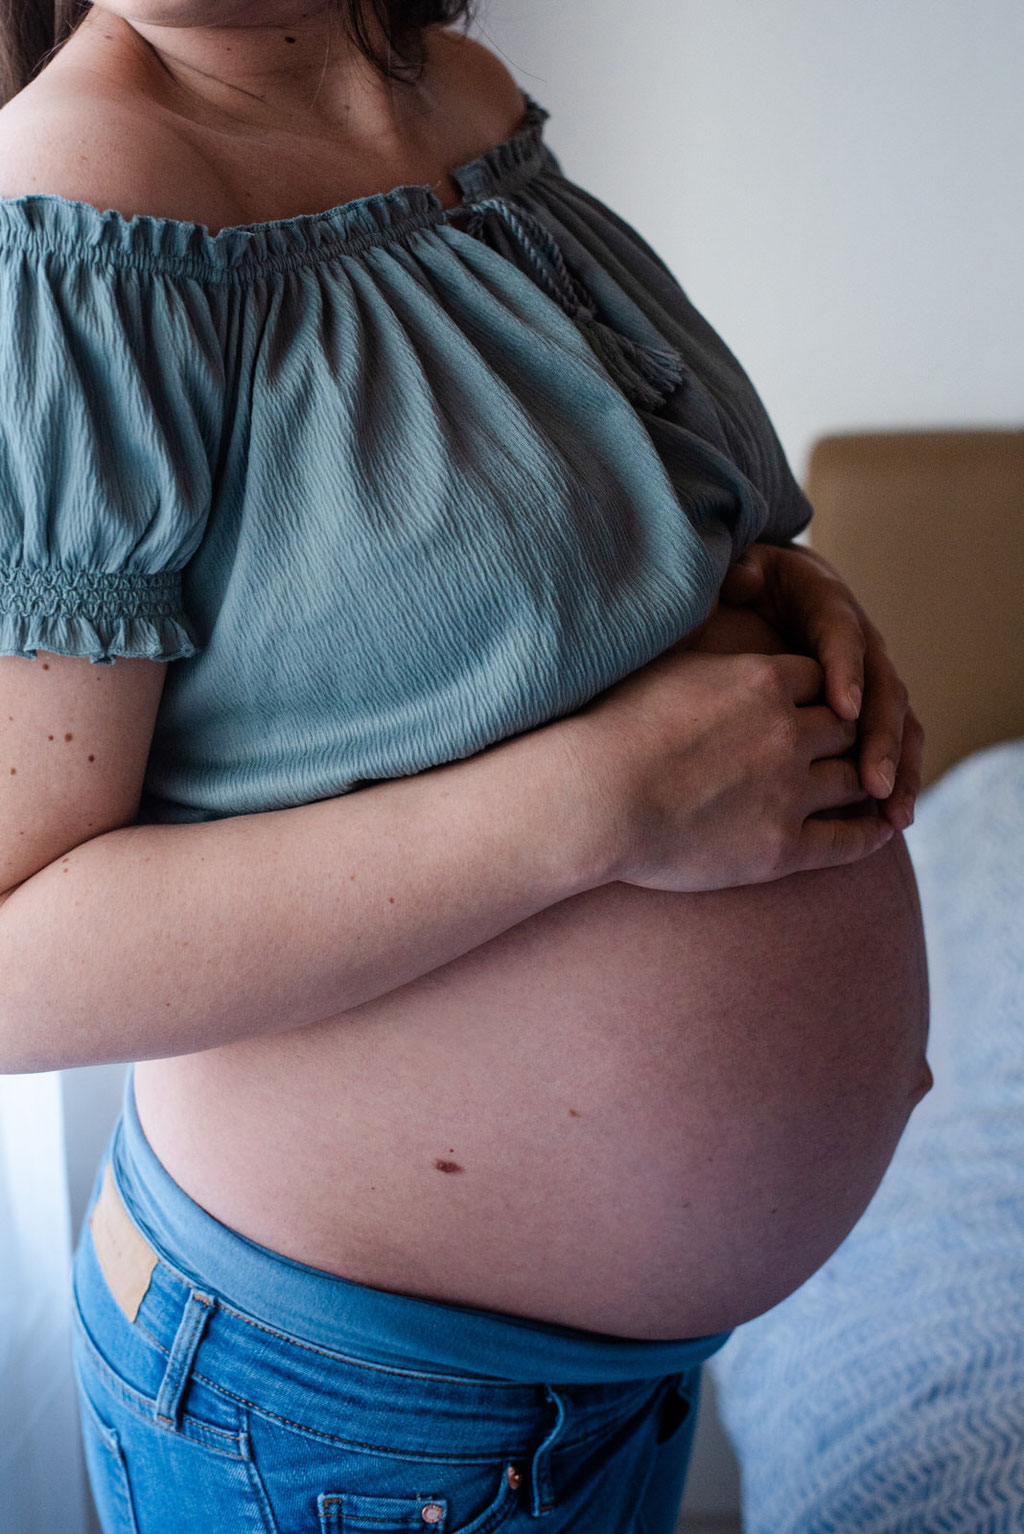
top-left (0, 0), bottom-right (476, 109)
top-left (335, 0), bottom-right (477, 85)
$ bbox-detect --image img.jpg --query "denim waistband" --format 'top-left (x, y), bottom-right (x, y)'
top-left (105, 1066), bottom-right (730, 1386)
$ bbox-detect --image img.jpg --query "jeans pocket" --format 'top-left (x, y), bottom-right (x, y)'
top-left (74, 1349), bottom-right (141, 1534)
top-left (317, 1461), bottom-right (521, 1534)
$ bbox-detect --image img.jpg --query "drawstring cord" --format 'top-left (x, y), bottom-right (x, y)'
top-left (456, 197), bottom-right (596, 320)
top-left (444, 195), bottom-right (686, 413)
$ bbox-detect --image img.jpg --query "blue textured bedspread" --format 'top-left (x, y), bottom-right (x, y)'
top-left (709, 740), bottom-right (1024, 1533)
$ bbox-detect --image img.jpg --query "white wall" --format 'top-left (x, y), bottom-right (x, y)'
top-left (471, 0), bottom-right (1024, 482)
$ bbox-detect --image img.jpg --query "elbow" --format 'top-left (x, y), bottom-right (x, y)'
top-left (0, 1008), bottom-right (45, 1075)
top-left (0, 993), bottom-right (46, 1076)
top-left (0, 1036), bottom-right (59, 1073)
top-left (0, 999), bottom-right (78, 1076)
top-left (0, 889), bottom-right (56, 1074)
top-left (0, 894), bottom-right (24, 1072)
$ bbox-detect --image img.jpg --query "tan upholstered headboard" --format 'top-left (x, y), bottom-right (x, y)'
top-left (804, 429), bottom-right (1024, 787)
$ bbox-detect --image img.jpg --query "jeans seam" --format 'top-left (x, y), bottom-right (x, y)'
top-left (241, 1412), bottom-right (282, 1534)
top-left (217, 1378), bottom-right (531, 1463)
top-left (139, 1289), bottom-right (542, 1391)
top-left (74, 1377), bottom-right (142, 1534)
top-left (133, 1313), bottom-right (660, 1458)
top-left (213, 1298), bottom-right (539, 1389)
top-left (132, 1314), bottom-right (528, 1460)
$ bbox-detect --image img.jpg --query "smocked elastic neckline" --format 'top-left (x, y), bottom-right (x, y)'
top-left (0, 92), bottom-right (552, 276)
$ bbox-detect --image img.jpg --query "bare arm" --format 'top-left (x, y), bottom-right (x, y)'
top-left (0, 694), bottom-right (605, 1075)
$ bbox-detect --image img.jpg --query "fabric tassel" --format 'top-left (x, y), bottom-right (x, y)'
top-left (451, 196), bottom-right (686, 412)
top-left (577, 317), bottom-right (688, 412)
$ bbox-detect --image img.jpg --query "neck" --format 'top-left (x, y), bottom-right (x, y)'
top-left (76, 3), bottom-right (428, 141)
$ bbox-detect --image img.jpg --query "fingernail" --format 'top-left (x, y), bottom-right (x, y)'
top-left (846, 685), bottom-right (862, 716)
top-left (893, 798), bottom-right (914, 831)
top-left (878, 759), bottom-right (896, 797)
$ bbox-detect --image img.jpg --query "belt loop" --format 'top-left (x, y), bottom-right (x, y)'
top-left (528, 1385), bottom-right (570, 1517)
top-left (155, 1290), bottom-right (215, 1428)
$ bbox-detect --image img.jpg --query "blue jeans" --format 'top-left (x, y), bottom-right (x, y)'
top-left (71, 1069), bottom-right (730, 1533)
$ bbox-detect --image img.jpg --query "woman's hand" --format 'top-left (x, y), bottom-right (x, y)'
top-left (557, 629), bottom-right (894, 893)
top-left (720, 542), bottom-right (922, 831)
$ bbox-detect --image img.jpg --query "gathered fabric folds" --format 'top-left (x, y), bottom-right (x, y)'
top-left (0, 92), bottom-right (813, 826)
top-left (447, 196), bottom-right (688, 413)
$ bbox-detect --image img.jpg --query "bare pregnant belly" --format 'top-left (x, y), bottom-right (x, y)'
top-left (134, 619), bottom-right (931, 1340)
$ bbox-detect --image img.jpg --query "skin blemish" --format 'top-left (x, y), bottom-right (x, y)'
top-left (434, 1159), bottom-right (465, 1175)
top-left (42, 664), bottom-right (49, 670)
top-left (9, 768), bottom-right (14, 775)
top-left (284, 34), bottom-right (296, 42)
top-left (568, 1108), bottom-right (581, 1118)
top-left (64, 732), bottom-right (73, 742)
top-left (388, 896), bottom-right (395, 903)
top-left (88, 755), bottom-right (95, 762)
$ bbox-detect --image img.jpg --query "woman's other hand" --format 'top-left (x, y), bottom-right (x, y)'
top-left (557, 610), bottom-right (893, 894)
top-left (720, 542), bottom-right (922, 831)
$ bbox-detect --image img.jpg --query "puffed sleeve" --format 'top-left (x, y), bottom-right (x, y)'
top-left (0, 209), bottom-right (223, 664)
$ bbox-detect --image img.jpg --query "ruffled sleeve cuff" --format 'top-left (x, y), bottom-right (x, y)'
top-left (0, 565), bottom-right (201, 665)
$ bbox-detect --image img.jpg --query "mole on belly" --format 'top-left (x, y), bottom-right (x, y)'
top-left (433, 1159), bottom-right (465, 1175)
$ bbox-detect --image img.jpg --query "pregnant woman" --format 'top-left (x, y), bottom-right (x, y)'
top-left (0, 2), bottom-right (929, 1530)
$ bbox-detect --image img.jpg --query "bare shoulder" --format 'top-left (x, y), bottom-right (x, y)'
top-left (0, 76), bottom-right (227, 222)
top-left (426, 26), bottom-right (527, 141)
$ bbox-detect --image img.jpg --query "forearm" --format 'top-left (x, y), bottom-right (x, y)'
top-left (0, 724), bottom-right (609, 1073)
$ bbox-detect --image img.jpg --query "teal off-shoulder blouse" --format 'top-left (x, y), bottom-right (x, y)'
top-left (0, 93), bottom-right (812, 825)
